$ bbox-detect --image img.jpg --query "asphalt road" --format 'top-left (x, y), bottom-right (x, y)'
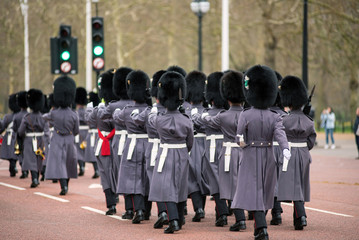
top-left (1, 132), bottom-right (358, 240)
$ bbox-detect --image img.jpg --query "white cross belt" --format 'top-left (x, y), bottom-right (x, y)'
top-left (95, 131), bottom-right (110, 157)
top-left (206, 134), bottom-right (224, 163)
top-left (148, 138), bottom-right (160, 166)
top-left (25, 132), bottom-right (44, 152)
top-left (88, 129), bottom-right (97, 147)
top-left (157, 143), bottom-right (187, 173)
top-left (282, 142), bottom-right (308, 172)
top-left (6, 121), bottom-right (14, 145)
top-left (115, 130), bottom-right (128, 156)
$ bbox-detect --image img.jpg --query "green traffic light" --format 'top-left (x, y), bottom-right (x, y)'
top-left (93, 46), bottom-right (103, 56)
top-left (61, 51), bottom-right (70, 61)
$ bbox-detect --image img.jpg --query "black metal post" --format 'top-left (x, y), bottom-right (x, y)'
top-left (198, 13), bottom-right (203, 71)
top-left (302, 0), bottom-right (308, 88)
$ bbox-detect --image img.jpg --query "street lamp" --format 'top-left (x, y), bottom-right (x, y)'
top-left (191, 0), bottom-right (210, 72)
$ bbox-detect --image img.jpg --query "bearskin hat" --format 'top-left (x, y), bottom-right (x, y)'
top-left (279, 75), bottom-right (308, 109)
top-left (220, 70), bottom-right (245, 104)
top-left (244, 65), bottom-right (278, 109)
top-left (113, 67), bottom-right (133, 99)
top-left (151, 70), bottom-right (167, 98)
top-left (185, 70), bottom-right (206, 104)
top-left (273, 71), bottom-right (283, 108)
top-left (75, 87), bottom-right (88, 105)
top-left (126, 70), bottom-right (151, 104)
top-left (167, 65), bottom-right (187, 77)
top-left (8, 93), bottom-right (20, 113)
top-left (26, 89), bottom-right (44, 112)
top-left (97, 69), bottom-right (118, 104)
top-left (206, 71), bottom-right (228, 109)
top-left (48, 93), bottom-right (58, 109)
top-left (41, 94), bottom-right (51, 113)
top-left (88, 91), bottom-right (100, 107)
top-left (16, 91), bottom-right (28, 109)
top-left (158, 71), bottom-right (186, 111)
top-left (53, 75), bottom-right (76, 108)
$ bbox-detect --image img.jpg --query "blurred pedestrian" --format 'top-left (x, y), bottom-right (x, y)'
top-left (354, 107), bottom-right (359, 159)
top-left (321, 107), bottom-right (336, 149)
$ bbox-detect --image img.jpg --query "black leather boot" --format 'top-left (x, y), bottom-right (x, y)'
top-left (270, 211), bottom-right (282, 225)
top-left (122, 210), bottom-right (134, 219)
top-left (30, 178), bottom-right (40, 188)
top-left (215, 215), bottom-right (228, 227)
top-left (78, 166), bottom-right (85, 176)
top-left (59, 186), bottom-right (68, 195)
top-left (229, 220), bottom-right (246, 231)
top-left (20, 170), bottom-right (28, 179)
top-left (254, 228), bottom-right (269, 240)
top-left (164, 220), bottom-right (180, 234)
top-left (106, 205), bottom-right (116, 215)
top-left (192, 208), bottom-right (205, 222)
top-left (294, 216), bottom-right (307, 230)
top-left (154, 212), bottom-right (169, 229)
top-left (92, 170), bottom-right (99, 179)
top-left (132, 209), bottom-right (144, 224)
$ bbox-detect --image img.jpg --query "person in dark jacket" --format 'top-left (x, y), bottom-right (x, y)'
top-left (354, 107), bottom-right (359, 159)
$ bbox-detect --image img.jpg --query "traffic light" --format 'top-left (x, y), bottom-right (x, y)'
top-left (50, 25), bottom-right (78, 75)
top-left (92, 17), bottom-right (105, 71)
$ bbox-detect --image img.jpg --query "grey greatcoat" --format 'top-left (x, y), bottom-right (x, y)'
top-left (12, 109), bottom-right (28, 164)
top-left (84, 112), bottom-right (98, 164)
top-left (0, 114), bottom-right (17, 160)
top-left (202, 105), bottom-right (243, 200)
top-left (232, 107), bottom-right (289, 211)
top-left (277, 110), bottom-right (316, 202)
top-left (188, 103), bottom-right (210, 196)
top-left (131, 103), bottom-right (166, 196)
top-left (148, 110), bottom-right (194, 203)
top-left (43, 108), bottom-right (79, 179)
top-left (113, 102), bottom-right (148, 196)
top-left (86, 106), bottom-right (116, 192)
top-left (18, 112), bottom-right (49, 172)
top-left (192, 106), bottom-right (224, 195)
top-left (75, 107), bottom-right (88, 162)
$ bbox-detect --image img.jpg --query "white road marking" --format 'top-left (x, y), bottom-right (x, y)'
top-left (88, 183), bottom-right (102, 189)
top-left (0, 167), bottom-right (9, 170)
top-left (281, 202), bottom-right (354, 217)
top-left (34, 192), bottom-right (69, 203)
top-left (81, 206), bottom-right (126, 221)
top-left (0, 182), bottom-right (26, 190)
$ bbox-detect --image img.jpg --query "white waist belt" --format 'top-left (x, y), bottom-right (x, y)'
top-left (206, 134), bottom-right (224, 163)
top-left (157, 143), bottom-right (187, 172)
top-left (116, 130), bottom-right (128, 156)
top-left (282, 142), bottom-right (308, 172)
top-left (149, 138), bottom-right (160, 166)
top-left (6, 122), bottom-right (14, 145)
top-left (95, 131), bottom-right (111, 156)
top-left (127, 134), bottom-right (148, 160)
top-left (79, 125), bottom-right (89, 130)
top-left (88, 129), bottom-right (97, 147)
top-left (194, 133), bottom-right (206, 138)
top-left (273, 141), bottom-right (279, 146)
top-left (26, 132), bottom-right (44, 153)
top-left (223, 142), bottom-right (240, 172)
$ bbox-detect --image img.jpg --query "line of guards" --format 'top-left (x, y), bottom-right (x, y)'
top-left (0, 64), bottom-right (316, 240)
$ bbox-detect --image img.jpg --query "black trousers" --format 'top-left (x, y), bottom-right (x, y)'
top-left (191, 191), bottom-right (206, 211)
top-left (157, 202), bottom-right (167, 215)
top-left (213, 193), bottom-right (229, 217)
top-left (59, 178), bottom-right (69, 189)
top-left (127, 194), bottom-right (145, 212)
top-left (78, 160), bottom-right (85, 168)
top-left (104, 188), bottom-right (117, 208)
top-left (124, 195), bottom-right (133, 210)
top-left (92, 161), bottom-right (98, 171)
top-left (144, 195), bottom-right (152, 214)
top-left (30, 170), bottom-right (39, 181)
top-left (165, 201), bottom-right (186, 223)
top-left (293, 201), bottom-right (306, 218)
top-left (254, 211), bottom-right (267, 229)
top-left (272, 197), bottom-right (283, 214)
top-left (233, 209), bottom-right (246, 222)
top-left (9, 159), bottom-right (17, 171)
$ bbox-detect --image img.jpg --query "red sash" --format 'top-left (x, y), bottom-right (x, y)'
top-left (97, 129), bottom-right (116, 156)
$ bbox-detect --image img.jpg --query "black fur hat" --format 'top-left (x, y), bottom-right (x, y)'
top-left (16, 91), bottom-right (28, 109)
top-left (158, 71), bottom-right (186, 111)
top-left (279, 75), bottom-right (308, 109)
top-left (244, 65), bottom-right (278, 109)
top-left (206, 71), bottom-right (228, 109)
top-left (53, 75), bottom-right (76, 108)
top-left (97, 69), bottom-right (118, 104)
top-left (185, 70), bottom-right (206, 104)
top-left (126, 70), bottom-right (150, 104)
top-left (220, 70), bottom-right (245, 103)
top-left (151, 70), bottom-right (167, 98)
top-left (273, 71), bottom-right (283, 108)
top-left (167, 65), bottom-right (187, 77)
top-left (26, 89), bottom-right (44, 112)
top-left (88, 91), bottom-right (100, 107)
top-left (113, 67), bottom-right (133, 99)
top-left (75, 87), bottom-right (88, 105)
top-left (41, 94), bottom-right (50, 113)
top-left (48, 93), bottom-right (58, 108)
top-left (9, 93), bottom-right (20, 113)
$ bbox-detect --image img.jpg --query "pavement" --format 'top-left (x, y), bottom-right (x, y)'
top-left (0, 132), bottom-right (359, 240)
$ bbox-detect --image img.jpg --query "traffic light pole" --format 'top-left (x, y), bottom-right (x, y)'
top-left (86, 0), bottom-right (92, 91)
top-left (20, 0), bottom-right (30, 91)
